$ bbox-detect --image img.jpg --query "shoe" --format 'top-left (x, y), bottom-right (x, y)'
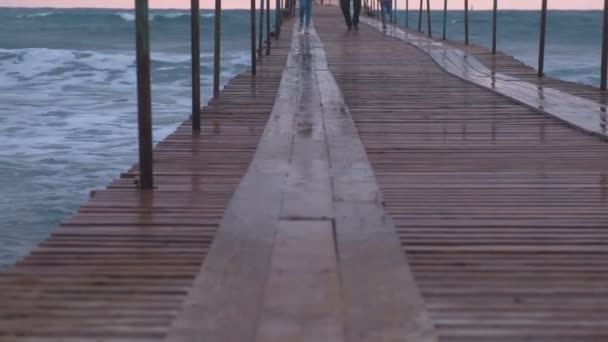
top-left (353, 23), bottom-right (359, 30)
top-left (382, 25), bottom-right (387, 33)
top-left (299, 25), bottom-right (303, 33)
top-left (347, 25), bottom-right (352, 31)
top-left (304, 27), bottom-right (310, 35)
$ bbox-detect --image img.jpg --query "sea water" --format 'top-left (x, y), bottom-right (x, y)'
top-left (0, 8), bottom-right (271, 268)
top-left (0, 8), bottom-right (604, 268)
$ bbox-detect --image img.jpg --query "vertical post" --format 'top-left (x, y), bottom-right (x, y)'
top-left (601, 0), bottom-right (608, 89)
top-left (135, 0), bottom-right (153, 189)
top-left (492, 0), bottom-right (498, 53)
top-left (213, 0), bottom-right (221, 97)
top-left (259, 0), bottom-right (264, 58)
top-left (442, 0), bottom-right (447, 40)
top-left (275, 0), bottom-right (280, 39)
top-left (426, 0), bottom-right (431, 37)
top-left (464, 0), bottom-right (469, 44)
top-left (190, 0), bottom-right (201, 130)
top-left (251, 0), bottom-right (257, 75)
top-left (417, 0), bottom-right (423, 32)
top-left (538, 0), bottom-right (548, 76)
top-left (405, 0), bottom-right (409, 27)
top-left (266, 0), bottom-right (271, 55)
top-left (394, 0), bottom-right (398, 24)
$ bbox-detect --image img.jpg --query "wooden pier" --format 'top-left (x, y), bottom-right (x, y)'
top-left (3, 6), bottom-right (608, 342)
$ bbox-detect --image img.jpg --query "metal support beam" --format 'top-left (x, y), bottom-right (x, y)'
top-left (601, 0), bottom-right (608, 89)
top-left (251, 0), bottom-right (257, 75)
top-left (213, 0), bottom-right (221, 97)
top-left (275, 0), bottom-right (281, 39)
top-left (190, 0), bottom-right (201, 130)
top-left (135, 0), bottom-right (154, 189)
top-left (405, 0), bottom-right (409, 27)
top-left (259, 0), bottom-right (264, 58)
top-left (426, 0), bottom-right (431, 37)
top-left (418, 0), bottom-right (423, 32)
top-left (464, 0), bottom-right (469, 44)
top-left (266, 0), bottom-right (271, 55)
top-left (393, 0), bottom-right (397, 23)
top-left (538, 0), bottom-right (548, 76)
top-left (442, 0), bottom-right (447, 40)
top-left (492, 0), bottom-right (498, 53)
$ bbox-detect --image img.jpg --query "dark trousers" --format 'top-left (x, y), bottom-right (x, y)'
top-left (340, 0), bottom-right (361, 27)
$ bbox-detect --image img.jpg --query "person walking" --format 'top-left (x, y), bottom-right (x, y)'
top-left (379, 0), bottom-right (392, 32)
top-left (299, 0), bottom-right (313, 34)
top-left (340, 0), bottom-right (361, 31)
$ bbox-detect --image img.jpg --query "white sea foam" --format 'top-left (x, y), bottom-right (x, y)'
top-left (116, 12), bottom-right (135, 22)
top-left (17, 12), bottom-right (55, 18)
top-left (115, 11), bottom-right (191, 22)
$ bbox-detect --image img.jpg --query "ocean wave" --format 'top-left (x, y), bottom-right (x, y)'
top-left (17, 12), bottom-right (55, 18)
top-left (114, 11), bottom-right (192, 22)
top-left (0, 47), bottom-right (229, 88)
top-left (116, 12), bottom-right (135, 22)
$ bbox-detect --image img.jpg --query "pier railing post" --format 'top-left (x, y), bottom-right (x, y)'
top-left (275, 0), bottom-right (281, 39)
top-left (259, 0), bottom-right (264, 58)
top-left (266, 0), bottom-right (271, 55)
top-left (442, 0), bottom-right (447, 40)
top-left (601, 0), bottom-right (608, 89)
top-left (492, 0), bottom-right (498, 53)
top-left (426, 0), bottom-right (432, 37)
top-left (393, 0), bottom-right (397, 24)
top-left (464, 0), bottom-right (469, 44)
top-left (190, 0), bottom-right (201, 130)
top-left (135, 0), bottom-right (154, 189)
top-left (417, 0), bottom-right (423, 32)
top-left (213, 0), bottom-right (221, 97)
top-left (251, 0), bottom-right (257, 75)
top-left (405, 0), bottom-right (409, 27)
top-left (538, 0), bottom-right (548, 76)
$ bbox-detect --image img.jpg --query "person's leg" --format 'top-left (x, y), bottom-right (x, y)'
top-left (352, 0), bottom-right (361, 27)
top-left (305, 0), bottom-right (312, 27)
top-left (340, 0), bottom-right (353, 28)
top-left (299, 0), bottom-right (306, 29)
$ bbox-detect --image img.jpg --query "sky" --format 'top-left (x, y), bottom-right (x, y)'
top-left (0, 0), bottom-right (604, 10)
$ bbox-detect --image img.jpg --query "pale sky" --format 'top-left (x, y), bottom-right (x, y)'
top-left (0, 0), bottom-right (604, 10)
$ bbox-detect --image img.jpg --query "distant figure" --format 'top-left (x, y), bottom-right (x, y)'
top-left (340, 0), bottom-right (361, 31)
top-left (299, 0), bottom-right (313, 34)
top-left (379, 0), bottom-right (392, 32)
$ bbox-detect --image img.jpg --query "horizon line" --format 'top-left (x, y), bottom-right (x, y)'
top-left (0, 5), bottom-right (604, 11)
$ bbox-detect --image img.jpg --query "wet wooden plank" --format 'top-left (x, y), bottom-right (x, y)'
top-left (310, 25), bottom-right (438, 342)
top-left (254, 220), bottom-right (343, 342)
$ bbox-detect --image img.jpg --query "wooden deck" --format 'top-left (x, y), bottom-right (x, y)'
top-left (318, 8), bottom-right (608, 341)
top-left (3, 6), bottom-right (608, 342)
